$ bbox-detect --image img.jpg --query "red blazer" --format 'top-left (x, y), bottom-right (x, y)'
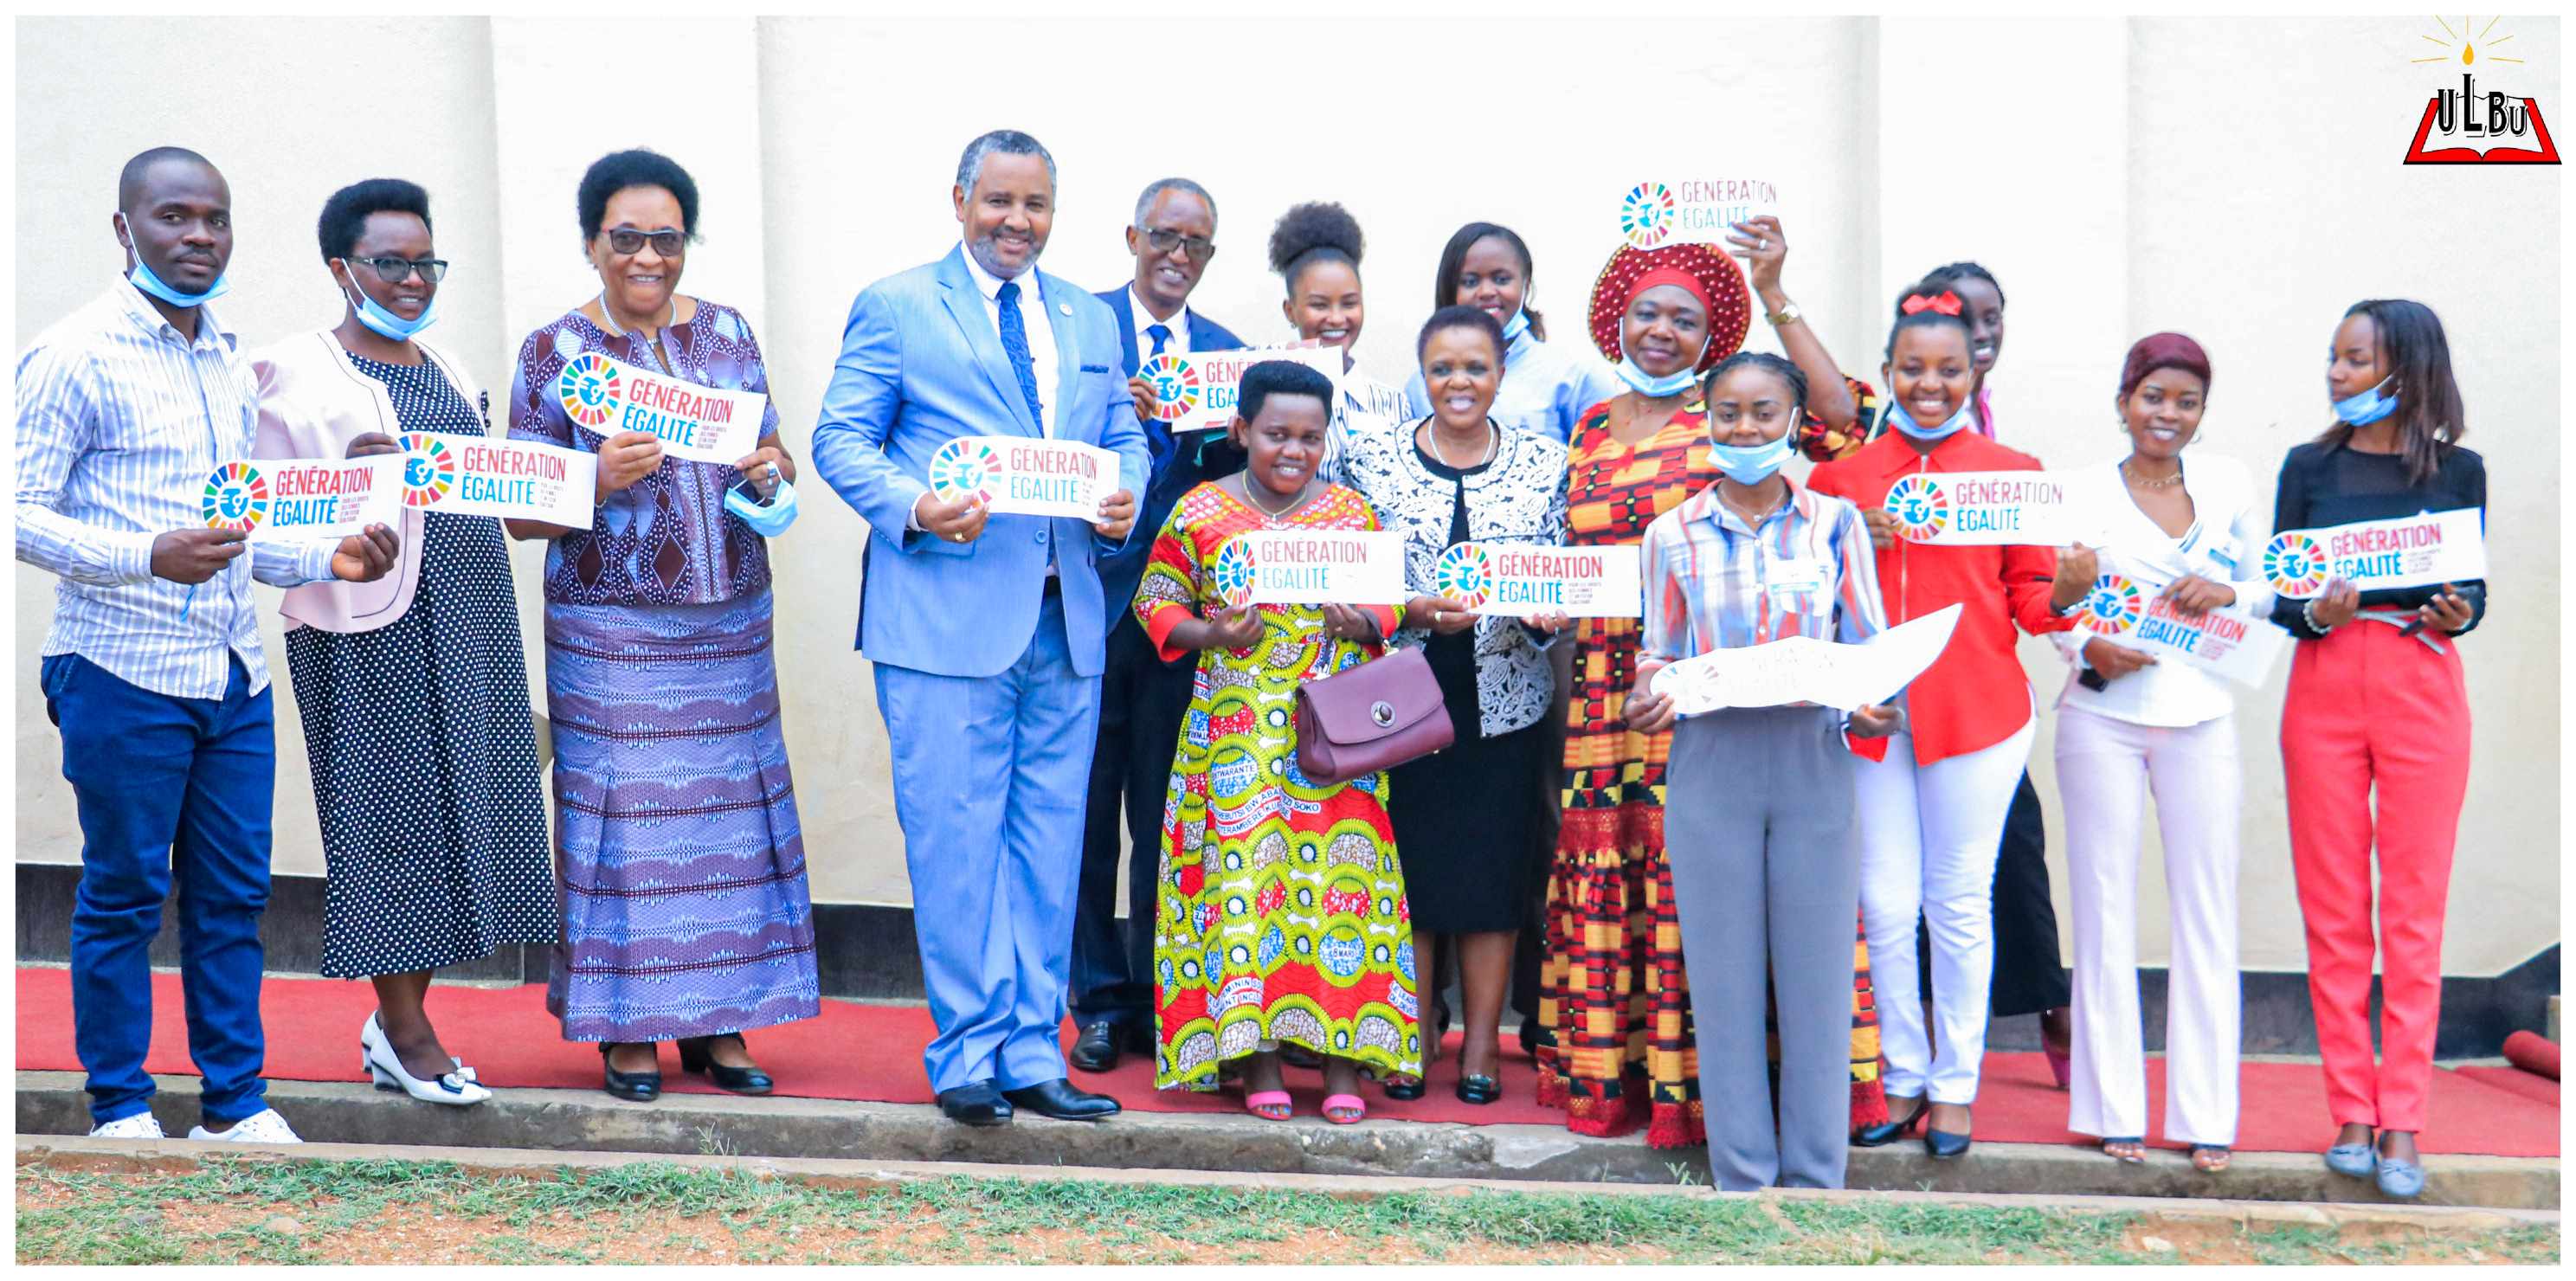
top-left (1807, 429), bottom-right (2073, 765)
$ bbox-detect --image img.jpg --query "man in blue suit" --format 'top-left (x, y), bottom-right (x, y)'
top-left (811, 130), bottom-right (1150, 1126)
top-left (1066, 178), bottom-right (1250, 1075)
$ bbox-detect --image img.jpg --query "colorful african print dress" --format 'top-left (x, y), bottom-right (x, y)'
top-left (1137, 482), bottom-right (1422, 1090)
top-left (1536, 398), bottom-right (1889, 1147)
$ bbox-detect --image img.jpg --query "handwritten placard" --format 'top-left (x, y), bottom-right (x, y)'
top-left (926, 436), bottom-right (1120, 519)
top-left (1212, 529), bottom-right (1407, 607)
top-left (555, 351), bottom-right (767, 464)
top-left (1883, 471), bottom-right (2077, 546)
top-left (2260, 508), bottom-right (2485, 600)
top-left (203, 456), bottom-right (402, 544)
top-left (1652, 603), bottom-right (1961, 713)
top-left (1618, 178), bottom-right (1781, 250)
top-left (1435, 542), bottom-right (1641, 617)
top-left (1145, 346), bottom-right (1345, 434)
top-left (401, 434), bottom-right (596, 525)
top-left (2072, 572), bottom-right (2291, 688)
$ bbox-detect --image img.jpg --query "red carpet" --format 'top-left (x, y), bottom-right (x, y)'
top-left (15, 968), bottom-right (2557, 1155)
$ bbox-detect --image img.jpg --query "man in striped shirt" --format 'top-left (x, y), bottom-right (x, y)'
top-left (15, 148), bottom-right (397, 1146)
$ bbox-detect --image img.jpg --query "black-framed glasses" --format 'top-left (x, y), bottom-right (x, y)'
top-left (1143, 227), bottom-right (1215, 263)
top-left (603, 228), bottom-right (686, 256)
top-left (345, 256), bottom-right (448, 284)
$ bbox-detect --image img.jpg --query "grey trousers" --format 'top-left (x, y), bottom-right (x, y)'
top-left (1665, 705), bottom-right (1864, 1191)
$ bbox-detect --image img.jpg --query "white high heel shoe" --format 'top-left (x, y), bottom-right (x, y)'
top-left (359, 1011), bottom-right (490, 1106)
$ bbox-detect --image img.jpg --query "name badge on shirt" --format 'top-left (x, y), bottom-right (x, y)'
top-left (1764, 556), bottom-right (1831, 605)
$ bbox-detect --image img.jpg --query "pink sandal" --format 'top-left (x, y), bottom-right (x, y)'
top-left (1322, 1093), bottom-right (1366, 1125)
top-left (1245, 1090), bottom-right (1293, 1122)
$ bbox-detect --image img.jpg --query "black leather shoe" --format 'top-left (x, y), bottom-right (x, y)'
top-left (676, 1034), bottom-right (773, 1096)
top-left (1381, 1076), bottom-right (1426, 1101)
top-left (1001, 1078), bottom-right (1121, 1121)
top-left (1068, 1020), bottom-right (1123, 1073)
top-left (599, 1042), bottom-right (661, 1103)
top-left (1925, 1128), bottom-right (1974, 1160)
top-left (1278, 1042), bottom-right (1325, 1071)
top-left (937, 1079), bottom-right (1013, 1127)
top-left (1455, 1074), bottom-right (1502, 1105)
top-left (1852, 1097), bottom-right (1928, 1148)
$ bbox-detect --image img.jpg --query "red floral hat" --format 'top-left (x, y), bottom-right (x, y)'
top-left (1586, 241), bottom-right (1753, 374)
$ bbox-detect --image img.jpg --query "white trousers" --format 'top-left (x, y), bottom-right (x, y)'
top-left (2055, 705), bottom-right (2242, 1146)
top-left (1856, 718), bottom-right (2034, 1104)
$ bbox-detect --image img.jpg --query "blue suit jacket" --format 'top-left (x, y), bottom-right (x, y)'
top-left (1094, 286), bottom-right (1246, 627)
top-left (812, 247), bottom-right (1151, 679)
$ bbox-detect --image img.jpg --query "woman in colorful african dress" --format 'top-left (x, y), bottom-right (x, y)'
top-left (1139, 361), bottom-right (1420, 1124)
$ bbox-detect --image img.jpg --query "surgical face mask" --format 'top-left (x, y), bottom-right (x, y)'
top-left (1885, 400), bottom-right (1974, 441)
top-left (1709, 435), bottom-right (1794, 486)
top-left (2332, 378), bottom-right (2399, 428)
top-left (1500, 305), bottom-right (1530, 342)
top-left (724, 480), bottom-right (799, 538)
top-left (1613, 356), bottom-right (1698, 398)
top-left (118, 216), bottom-right (229, 307)
top-left (342, 274), bottom-right (439, 340)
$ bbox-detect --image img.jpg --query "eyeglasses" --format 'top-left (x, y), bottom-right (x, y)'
top-left (344, 256), bottom-right (448, 284)
top-left (602, 228), bottom-right (686, 256)
top-left (1142, 227), bottom-right (1215, 263)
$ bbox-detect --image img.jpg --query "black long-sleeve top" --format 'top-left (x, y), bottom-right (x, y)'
top-left (2268, 440), bottom-right (2488, 640)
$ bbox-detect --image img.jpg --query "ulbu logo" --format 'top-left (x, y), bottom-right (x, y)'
top-left (2404, 17), bottom-right (2559, 164)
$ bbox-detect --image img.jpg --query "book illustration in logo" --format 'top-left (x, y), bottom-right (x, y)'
top-left (1140, 354), bottom-right (1201, 422)
top-left (2263, 531), bottom-right (2332, 597)
top-left (1884, 474), bottom-right (1950, 541)
top-left (201, 461), bottom-right (271, 533)
top-left (2402, 21), bottom-right (2559, 164)
top-left (2075, 575), bottom-right (2144, 634)
top-left (556, 352), bottom-right (623, 429)
top-left (398, 434), bottom-right (457, 507)
top-left (1620, 182), bottom-right (1676, 249)
top-left (927, 438), bottom-right (1002, 506)
top-left (1433, 542), bottom-right (1495, 610)
top-left (1211, 536), bottom-right (1257, 608)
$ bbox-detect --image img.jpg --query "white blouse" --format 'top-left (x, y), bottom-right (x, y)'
top-left (2051, 454), bottom-right (2277, 728)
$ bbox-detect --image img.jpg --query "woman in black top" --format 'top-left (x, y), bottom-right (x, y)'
top-left (2271, 299), bottom-right (2483, 1201)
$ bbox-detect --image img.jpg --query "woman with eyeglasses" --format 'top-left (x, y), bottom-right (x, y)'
top-left (504, 149), bottom-right (818, 1104)
top-left (248, 178), bottom-right (555, 1108)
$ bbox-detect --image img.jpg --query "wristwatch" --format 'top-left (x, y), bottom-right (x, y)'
top-left (1766, 299), bottom-right (1804, 328)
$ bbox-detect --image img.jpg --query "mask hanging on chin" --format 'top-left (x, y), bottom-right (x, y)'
top-left (340, 275), bottom-right (439, 340)
top-left (1885, 401), bottom-right (1974, 441)
top-left (2332, 378), bottom-right (2399, 428)
top-left (1500, 305), bottom-right (1530, 342)
top-left (1614, 332), bottom-right (1709, 399)
top-left (1709, 435), bottom-right (1794, 486)
top-left (118, 215), bottom-right (229, 307)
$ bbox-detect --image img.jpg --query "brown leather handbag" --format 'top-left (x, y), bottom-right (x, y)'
top-left (1293, 645), bottom-right (1454, 787)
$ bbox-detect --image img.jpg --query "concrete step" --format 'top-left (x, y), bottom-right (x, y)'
top-left (15, 1070), bottom-right (2558, 1211)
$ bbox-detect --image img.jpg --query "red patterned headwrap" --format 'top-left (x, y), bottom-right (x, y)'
top-left (1587, 242), bottom-right (1753, 374)
top-left (2118, 332), bottom-right (2212, 398)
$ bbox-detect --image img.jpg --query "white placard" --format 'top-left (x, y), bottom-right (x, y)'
top-left (1144, 346), bottom-right (1345, 434)
top-left (926, 436), bottom-right (1121, 518)
top-left (401, 435), bottom-right (596, 526)
top-left (1213, 529), bottom-right (1408, 607)
top-left (553, 351), bottom-right (768, 464)
top-left (1434, 542), bottom-right (1641, 617)
top-left (203, 456), bottom-right (402, 544)
top-left (1652, 603), bottom-right (1962, 714)
top-left (2260, 508), bottom-right (2485, 600)
top-left (1617, 177), bottom-right (1781, 250)
top-left (2070, 571), bottom-right (2292, 688)
top-left (1883, 471), bottom-right (2078, 546)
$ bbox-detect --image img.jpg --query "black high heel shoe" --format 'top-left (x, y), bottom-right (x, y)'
top-left (1852, 1096), bottom-right (1926, 1147)
top-left (1925, 1106), bottom-right (1973, 1161)
top-left (1454, 1074), bottom-right (1501, 1105)
top-left (600, 1042), bottom-right (661, 1103)
top-left (676, 1033), bottom-right (774, 1096)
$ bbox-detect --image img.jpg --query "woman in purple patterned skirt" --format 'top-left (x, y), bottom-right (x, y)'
top-left (505, 150), bottom-right (817, 1102)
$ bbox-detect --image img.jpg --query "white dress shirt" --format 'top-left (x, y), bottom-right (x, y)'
top-left (960, 238), bottom-right (1059, 438)
top-left (1128, 285), bottom-right (1191, 361)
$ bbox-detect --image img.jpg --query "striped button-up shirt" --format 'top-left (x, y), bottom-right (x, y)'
top-left (15, 280), bottom-right (337, 700)
top-left (1640, 476), bottom-right (1886, 665)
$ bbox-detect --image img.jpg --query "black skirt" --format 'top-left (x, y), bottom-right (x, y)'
top-left (1386, 715), bottom-right (1550, 935)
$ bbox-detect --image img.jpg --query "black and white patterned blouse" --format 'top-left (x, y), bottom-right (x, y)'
top-left (1342, 416), bottom-right (1570, 737)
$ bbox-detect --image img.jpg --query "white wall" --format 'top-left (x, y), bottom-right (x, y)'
top-left (15, 16), bottom-right (2559, 976)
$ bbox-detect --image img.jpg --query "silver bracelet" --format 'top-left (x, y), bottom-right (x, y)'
top-left (2302, 596), bottom-right (2335, 633)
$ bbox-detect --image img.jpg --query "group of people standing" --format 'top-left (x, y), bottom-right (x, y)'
top-left (19, 137), bottom-right (2483, 1203)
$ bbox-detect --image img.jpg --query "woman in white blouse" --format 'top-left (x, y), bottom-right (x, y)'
top-left (2051, 332), bottom-right (2266, 1175)
top-left (1266, 201), bottom-right (1410, 480)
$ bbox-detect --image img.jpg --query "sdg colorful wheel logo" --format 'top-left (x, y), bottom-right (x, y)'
top-left (556, 352), bottom-right (624, 429)
top-left (1884, 474), bottom-right (1950, 541)
top-left (1620, 182), bottom-right (1676, 249)
top-left (2263, 532), bottom-right (2330, 598)
top-left (2075, 575), bottom-right (2143, 634)
top-left (202, 462), bottom-right (271, 533)
top-left (1141, 354), bottom-right (1200, 422)
top-left (399, 434), bottom-right (457, 507)
top-left (1433, 543), bottom-right (1495, 610)
top-left (928, 438), bottom-right (1002, 505)
top-left (1211, 537), bottom-right (1258, 608)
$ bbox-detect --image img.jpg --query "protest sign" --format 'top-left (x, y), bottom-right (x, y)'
top-left (2071, 572), bottom-right (2291, 688)
top-left (554, 351), bottom-right (767, 464)
top-left (1434, 542), bottom-right (1642, 617)
top-left (1652, 603), bottom-right (1961, 713)
top-left (927, 435), bottom-right (1121, 519)
top-left (203, 456), bottom-right (402, 544)
top-left (1883, 471), bottom-right (2078, 545)
top-left (1144, 345), bottom-right (1345, 434)
top-left (1618, 178), bottom-right (1781, 250)
top-left (401, 434), bottom-right (596, 526)
top-left (2260, 508), bottom-right (2485, 600)
top-left (1212, 529), bottom-right (1407, 607)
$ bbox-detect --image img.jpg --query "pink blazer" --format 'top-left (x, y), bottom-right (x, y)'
top-left (248, 331), bottom-right (488, 634)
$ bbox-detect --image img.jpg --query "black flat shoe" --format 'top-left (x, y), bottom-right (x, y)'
top-left (1278, 1043), bottom-right (1325, 1071)
top-left (1381, 1076), bottom-right (1426, 1101)
top-left (1852, 1097), bottom-right (1928, 1147)
top-left (599, 1042), bottom-right (661, 1103)
top-left (1925, 1128), bottom-right (1973, 1160)
top-left (1002, 1078), bottom-right (1121, 1121)
top-left (1455, 1074), bottom-right (1501, 1105)
top-left (675, 1035), bottom-right (773, 1096)
top-left (1067, 1020), bottom-right (1122, 1074)
top-left (938, 1079), bottom-right (1013, 1127)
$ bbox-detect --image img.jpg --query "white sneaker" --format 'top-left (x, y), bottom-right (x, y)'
top-left (87, 1113), bottom-right (164, 1140)
top-left (188, 1107), bottom-right (303, 1144)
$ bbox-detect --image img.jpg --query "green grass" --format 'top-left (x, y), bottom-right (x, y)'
top-left (15, 1156), bottom-right (2560, 1266)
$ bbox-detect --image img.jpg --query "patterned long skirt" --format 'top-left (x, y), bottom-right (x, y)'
top-left (542, 589), bottom-right (820, 1041)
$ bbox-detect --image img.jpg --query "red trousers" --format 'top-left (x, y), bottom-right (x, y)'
top-left (2279, 621), bottom-right (2471, 1133)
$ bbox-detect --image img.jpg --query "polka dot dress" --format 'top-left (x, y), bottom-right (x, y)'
top-left (282, 352), bottom-right (557, 979)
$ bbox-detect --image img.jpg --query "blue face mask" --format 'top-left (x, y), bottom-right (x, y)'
top-left (1710, 435), bottom-right (1794, 486)
top-left (724, 480), bottom-right (799, 538)
top-left (1500, 306), bottom-right (1530, 342)
top-left (1613, 356), bottom-right (1698, 399)
top-left (343, 276), bottom-right (438, 340)
top-left (119, 216), bottom-right (230, 307)
top-left (1885, 401), bottom-right (1974, 441)
top-left (2332, 378), bottom-right (2399, 428)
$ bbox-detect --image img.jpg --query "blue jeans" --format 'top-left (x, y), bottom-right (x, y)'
top-left (44, 652), bottom-right (275, 1127)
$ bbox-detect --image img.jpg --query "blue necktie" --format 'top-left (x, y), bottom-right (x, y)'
top-left (995, 280), bottom-right (1046, 435)
top-left (1143, 323), bottom-right (1176, 473)
top-left (1147, 323), bottom-right (1170, 357)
